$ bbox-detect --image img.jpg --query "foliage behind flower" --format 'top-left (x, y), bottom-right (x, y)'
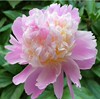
top-left (5, 3), bottom-right (97, 99)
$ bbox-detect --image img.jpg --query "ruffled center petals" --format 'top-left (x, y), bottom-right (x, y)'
top-left (63, 58), bottom-right (81, 87)
top-left (13, 65), bottom-right (33, 85)
top-left (35, 64), bottom-right (61, 89)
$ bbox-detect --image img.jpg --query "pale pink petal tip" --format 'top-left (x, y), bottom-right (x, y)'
top-left (13, 65), bottom-right (33, 85)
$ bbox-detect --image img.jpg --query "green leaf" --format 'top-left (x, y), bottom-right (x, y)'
top-left (0, 71), bottom-right (12, 88)
top-left (96, 37), bottom-right (100, 62)
top-left (0, 24), bottom-right (12, 32)
top-left (10, 84), bottom-right (24, 99)
top-left (0, 52), bottom-right (6, 66)
top-left (26, 96), bottom-right (31, 99)
top-left (7, 0), bottom-right (22, 8)
top-left (68, 0), bottom-right (76, 6)
top-left (3, 63), bottom-right (23, 75)
top-left (96, 9), bottom-right (100, 20)
top-left (0, 18), bottom-right (6, 28)
top-left (0, 28), bottom-right (11, 45)
top-left (78, 22), bottom-right (87, 30)
top-left (63, 86), bottom-right (96, 99)
top-left (85, 0), bottom-right (95, 15)
top-left (96, 2), bottom-right (100, 9)
top-left (1, 85), bottom-right (16, 99)
top-left (86, 80), bottom-right (100, 99)
top-left (1, 84), bottom-right (24, 99)
top-left (38, 90), bottom-right (56, 99)
top-left (74, 86), bottom-right (96, 99)
top-left (58, 0), bottom-right (66, 5)
top-left (92, 66), bottom-right (100, 77)
top-left (3, 11), bottom-right (22, 20)
top-left (91, 19), bottom-right (100, 36)
top-left (81, 70), bottom-right (95, 78)
top-left (62, 87), bottom-right (73, 99)
top-left (22, 5), bottom-right (35, 10)
top-left (79, 6), bottom-right (84, 17)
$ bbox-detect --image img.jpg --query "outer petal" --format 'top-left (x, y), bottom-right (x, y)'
top-left (36, 65), bottom-right (61, 89)
top-left (12, 17), bottom-right (23, 42)
top-left (67, 76), bottom-right (75, 99)
top-left (75, 57), bottom-right (96, 70)
top-left (67, 5), bottom-right (80, 23)
top-left (13, 65), bottom-right (33, 85)
top-left (53, 70), bottom-right (64, 99)
top-left (5, 47), bottom-right (24, 64)
top-left (5, 35), bottom-right (26, 64)
top-left (71, 31), bottom-right (97, 60)
top-left (48, 3), bottom-right (60, 14)
top-left (9, 35), bottom-right (20, 45)
top-left (63, 58), bottom-right (81, 87)
top-left (24, 68), bottom-right (44, 99)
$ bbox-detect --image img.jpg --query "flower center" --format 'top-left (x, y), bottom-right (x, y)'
top-left (22, 12), bottom-right (74, 67)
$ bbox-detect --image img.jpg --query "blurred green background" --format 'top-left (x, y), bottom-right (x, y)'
top-left (0, 0), bottom-right (100, 99)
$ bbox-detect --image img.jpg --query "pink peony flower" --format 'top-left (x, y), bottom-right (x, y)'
top-left (5, 4), bottom-right (97, 99)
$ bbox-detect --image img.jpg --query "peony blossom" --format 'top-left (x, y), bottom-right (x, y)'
top-left (5, 4), bottom-right (97, 99)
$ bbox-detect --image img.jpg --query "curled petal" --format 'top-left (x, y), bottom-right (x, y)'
top-left (13, 65), bottom-right (33, 85)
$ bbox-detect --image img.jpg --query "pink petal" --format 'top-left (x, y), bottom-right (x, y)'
top-left (72, 31), bottom-right (97, 60)
top-left (13, 65), bottom-right (33, 85)
top-left (36, 65), bottom-right (61, 89)
top-left (5, 47), bottom-right (23, 64)
top-left (60, 5), bottom-right (68, 15)
top-left (9, 35), bottom-right (19, 45)
top-left (48, 4), bottom-right (60, 13)
top-left (53, 70), bottom-right (64, 99)
top-left (12, 17), bottom-right (23, 42)
top-left (61, 5), bottom-right (80, 23)
top-left (24, 68), bottom-right (44, 98)
top-left (48, 4), bottom-right (80, 23)
top-left (5, 45), bottom-right (15, 51)
top-left (67, 76), bottom-right (75, 99)
top-left (63, 58), bottom-right (81, 87)
top-left (71, 7), bottom-right (80, 23)
top-left (75, 57), bottom-right (96, 70)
